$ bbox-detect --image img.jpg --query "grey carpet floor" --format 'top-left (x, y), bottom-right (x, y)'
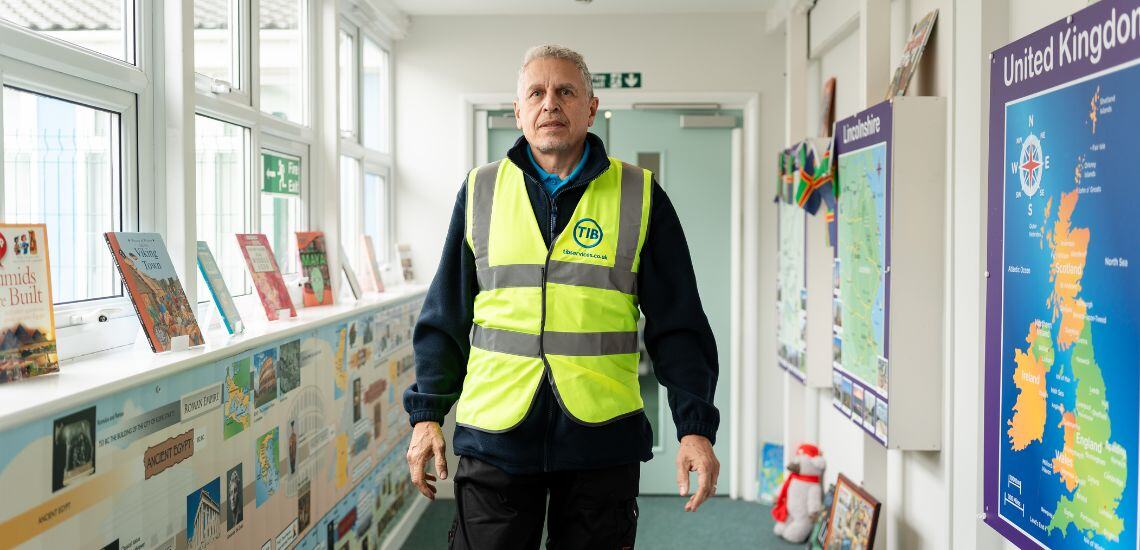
top-left (402, 496), bottom-right (791, 549)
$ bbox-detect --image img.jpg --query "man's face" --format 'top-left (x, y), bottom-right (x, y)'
top-left (515, 57), bottom-right (599, 154)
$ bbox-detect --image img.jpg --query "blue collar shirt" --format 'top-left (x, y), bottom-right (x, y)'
top-left (526, 142), bottom-right (591, 198)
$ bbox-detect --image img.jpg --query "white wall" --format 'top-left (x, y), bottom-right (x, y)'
top-left (779, 1), bottom-right (1103, 549)
top-left (393, 12), bottom-right (788, 494)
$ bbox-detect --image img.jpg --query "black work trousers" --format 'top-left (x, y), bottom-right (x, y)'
top-left (448, 456), bottom-right (640, 550)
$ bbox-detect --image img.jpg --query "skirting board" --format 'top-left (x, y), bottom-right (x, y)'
top-left (381, 494), bottom-right (432, 550)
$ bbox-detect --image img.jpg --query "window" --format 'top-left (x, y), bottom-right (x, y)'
top-left (195, 115), bottom-right (250, 300)
top-left (260, 150), bottom-right (303, 275)
top-left (361, 37), bottom-right (389, 151)
top-left (363, 171), bottom-right (387, 262)
top-left (2, 86), bottom-right (122, 304)
top-left (1, 0), bottom-right (135, 63)
top-left (259, 0), bottom-right (306, 123)
top-left (195, 0), bottom-right (240, 89)
top-left (338, 21), bottom-right (393, 279)
top-left (339, 155), bottom-right (360, 267)
top-left (337, 28), bottom-right (356, 137)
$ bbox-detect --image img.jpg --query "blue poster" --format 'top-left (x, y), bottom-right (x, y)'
top-left (985, 2), bottom-right (1140, 547)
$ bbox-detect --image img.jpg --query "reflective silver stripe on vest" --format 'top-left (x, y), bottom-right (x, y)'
top-left (476, 264), bottom-right (543, 289)
top-left (471, 325), bottom-right (541, 357)
top-left (545, 260), bottom-right (637, 295)
top-left (471, 161), bottom-right (501, 270)
top-left (544, 330), bottom-right (639, 356)
top-left (472, 325), bottom-right (639, 357)
top-left (613, 162), bottom-right (646, 274)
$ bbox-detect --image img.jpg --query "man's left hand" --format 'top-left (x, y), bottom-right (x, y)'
top-left (676, 434), bottom-right (719, 512)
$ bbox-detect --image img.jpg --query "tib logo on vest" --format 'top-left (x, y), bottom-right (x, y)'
top-left (572, 218), bottom-right (603, 249)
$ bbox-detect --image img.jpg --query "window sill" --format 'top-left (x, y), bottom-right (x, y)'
top-left (0, 284), bottom-right (427, 432)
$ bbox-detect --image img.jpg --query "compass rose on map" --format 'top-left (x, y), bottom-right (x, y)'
top-left (1018, 133), bottom-right (1044, 197)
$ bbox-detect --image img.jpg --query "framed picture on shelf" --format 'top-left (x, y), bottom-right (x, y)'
top-left (823, 473), bottom-right (880, 550)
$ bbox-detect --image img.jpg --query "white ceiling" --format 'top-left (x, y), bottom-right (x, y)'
top-left (390, 0), bottom-right (780, 16)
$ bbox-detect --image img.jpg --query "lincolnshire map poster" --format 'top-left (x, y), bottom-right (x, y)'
top-left (984, 2), bottom-right (1140, 547)
top-left (832, 100), bottom-right (891, 445)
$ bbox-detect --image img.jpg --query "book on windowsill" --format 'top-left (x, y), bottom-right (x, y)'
top-left (105, 232), bottom-right (205, 353)
top-left (397, 243), bottom-right (415, 283)
top-left (296, 231), bottom-right (334, 307)
top-left (196, 241), bottom-right (244, 334)
top-left (360, 235), bottom-right (385, 294)
top-left (339, 243), bottom-right (363, 300)
top-left (236, 233), bottom-right (297, 321)
top-left (0, 224), bottom-right (59, 383)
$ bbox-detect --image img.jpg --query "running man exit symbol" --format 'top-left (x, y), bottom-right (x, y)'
top-left (593, 73), bottom-right (642, 89)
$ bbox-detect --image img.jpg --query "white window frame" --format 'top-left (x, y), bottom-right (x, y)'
top-left (193, 0), bottom-right (318, 314)
top-left (255, 0), bottom-right (314, 127)
top-left (193, 0), bottom-right (252, 105)
top-left (0, 3), bottom-right (154, 360)
top-left (0, 0), bottom-right (394, 359)
top-left (192, 110), bottom-right (255, 305)
top-left (337, 9), bottom-right (395, 267)
top-left (258, 135), bottom-right (311, 275)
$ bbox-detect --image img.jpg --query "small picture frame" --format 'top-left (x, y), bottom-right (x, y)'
top-left (823, 473), bottom-right (881, 550)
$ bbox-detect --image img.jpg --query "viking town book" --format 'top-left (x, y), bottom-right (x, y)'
top-left (105, 232), bottom-right (205, 352)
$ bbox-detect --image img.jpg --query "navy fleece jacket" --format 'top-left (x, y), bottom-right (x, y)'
top-left (403, 133), bottom-right (720, 474)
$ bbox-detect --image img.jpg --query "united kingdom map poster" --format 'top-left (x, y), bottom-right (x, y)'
top-left (985, 1), bottom-right (1140, 547)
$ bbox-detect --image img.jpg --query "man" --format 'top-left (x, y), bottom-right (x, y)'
top-left (405, 44), bottom-right (720, 549)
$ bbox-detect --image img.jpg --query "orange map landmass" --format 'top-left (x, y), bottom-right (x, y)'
top-left (1007, 322), bottom-right (1054, 451)
top-left (1048, 184), bottom-right (1090, 351)
top-left (1052, 411), bottom-right (1079, 491)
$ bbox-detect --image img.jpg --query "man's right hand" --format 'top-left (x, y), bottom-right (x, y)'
top-left (406, 421), bottom-right (448, 500)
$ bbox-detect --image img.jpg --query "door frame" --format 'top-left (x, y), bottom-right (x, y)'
top-left (462, 91), bottom-right (762, 500)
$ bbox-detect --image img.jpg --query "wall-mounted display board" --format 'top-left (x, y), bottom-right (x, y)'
top-left (831, 97), bottom-right (945, 450)
top-left (0, 295), bottom-right (424, 549)
top-left (983, 1), bottom-right (1140, 547)
top-left (777, 148), bottom-right (808, 381)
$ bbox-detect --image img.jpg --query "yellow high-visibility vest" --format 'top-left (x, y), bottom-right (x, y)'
top-left (455, 156), bottom-right (653, 431)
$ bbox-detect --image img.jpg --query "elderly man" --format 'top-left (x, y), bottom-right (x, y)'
top-left (404, 44), bottom-right (720, 549)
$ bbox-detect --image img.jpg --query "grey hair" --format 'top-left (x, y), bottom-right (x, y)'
top-left (517, 44), bottom-right (594, 99)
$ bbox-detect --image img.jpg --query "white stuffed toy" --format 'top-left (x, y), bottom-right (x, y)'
top-left (771, 443), bottom-right (826, 543)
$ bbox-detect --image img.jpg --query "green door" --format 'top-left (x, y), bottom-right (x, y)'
top-left (482, 108), bottom-right (734, 495)
top-left (607, 109), bottom-right (736, 495)
top-left (485, 109), bottom-right (609, 163)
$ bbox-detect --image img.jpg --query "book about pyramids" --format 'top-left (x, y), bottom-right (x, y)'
top-left (104, 232), bottom-right (205, 352)
top-left (196, 241), bottom-right (243, 334)
top-left (360, 235), bottom-right (385, 293)
top-left (0, 224), bottom-right (59, 383)
top-left (295, 232), bottom-right (334, 307)
top-left (236, 233), bottom-right (296, 320)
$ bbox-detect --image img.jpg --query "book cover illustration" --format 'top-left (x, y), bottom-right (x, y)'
top-left (758, 442), bottom-right (785, 504)
top-left (104, 232), bottom-right (205, 353)
top-left (0, 224), bottom-right (59, 383)
top-left (339, 243), bottom-right (363, 300)
top-left (236, 233), bottom-right (296, 321)
top-left (296, 232), bottom-right (334, 307)
top-left (885, 9), bottom-right (938, 99)
top-left (360, 235), bottom-right (385, 293)
top-left (196, 241), bottom-right (243, 334)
